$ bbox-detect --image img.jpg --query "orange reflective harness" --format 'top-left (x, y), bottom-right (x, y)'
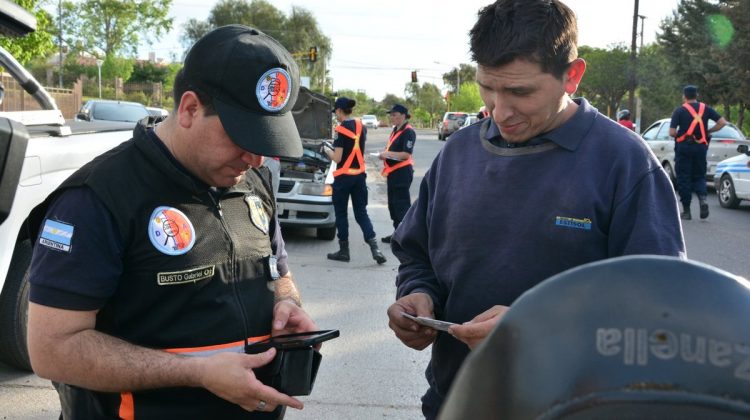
top-left (677, 102), bottom-right (708, 145)
top-left (381, 124), bottom-right (414, 176)
top-left (332, 119), bottom-right (366, 177)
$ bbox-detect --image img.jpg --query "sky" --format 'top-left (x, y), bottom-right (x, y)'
top-left (141, 0), bottom-right (683, 101)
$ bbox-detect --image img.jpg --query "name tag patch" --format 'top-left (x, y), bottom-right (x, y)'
top-left (39, 219), bottom-right (74, 252)
top-left (157, 265), bottom-right (215, 286)
top-left (555, 216), bottom-right (592, 231)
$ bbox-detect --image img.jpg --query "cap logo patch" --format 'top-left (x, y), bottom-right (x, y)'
top-left (148, 206), bottom-right (196, 255)
top-left (245, 194), bottom-right (269, 234)
top-left (256, 68), bottom-right (291, 112)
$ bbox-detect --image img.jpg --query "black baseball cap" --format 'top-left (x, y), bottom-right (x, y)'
top-left (183, 25), bottom-right (303, 158)
top-left (387, 104), bottom-right (409, 115)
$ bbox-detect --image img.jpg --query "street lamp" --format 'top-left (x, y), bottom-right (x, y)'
top-left (96, 59), bottom-right (103, 98)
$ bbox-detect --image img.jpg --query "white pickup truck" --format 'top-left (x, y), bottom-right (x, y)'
top-left (0, 1), bottom-right (135, 370)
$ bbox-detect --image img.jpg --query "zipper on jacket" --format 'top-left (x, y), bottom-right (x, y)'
top-left (207, 191), bottom-right (250, 347)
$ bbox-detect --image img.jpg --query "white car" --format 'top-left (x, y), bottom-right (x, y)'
top-left (715, 144), bottom-right (750, 209)
top-left (361, 114), bottom-right (378, 129)
top-left (641, 118), bottom-right (746, 186)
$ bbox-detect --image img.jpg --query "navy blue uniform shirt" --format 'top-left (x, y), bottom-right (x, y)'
top-left (333, 118), bottom-right (367, 168)
top-left (670, 102), bottom-right (721, 140)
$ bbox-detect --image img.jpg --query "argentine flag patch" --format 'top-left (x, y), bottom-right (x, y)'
top-left (40, 219), bottom-right (74, 252)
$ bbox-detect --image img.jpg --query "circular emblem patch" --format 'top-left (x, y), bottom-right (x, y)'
top-left (256, 68), bottom-right (292, 112)
top-left (148, 207), bottom-right (196, 255)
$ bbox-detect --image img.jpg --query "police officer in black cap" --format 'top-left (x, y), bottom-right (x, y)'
top-left (27, 25), bottom-right (317, 419)
top-left (379, 104), bottom-right (416, 243)
top-left (669, 85), bottom-right (727, 220)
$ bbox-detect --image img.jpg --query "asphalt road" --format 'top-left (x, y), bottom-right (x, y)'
top-left (1, 127), bottom-right (747, 419)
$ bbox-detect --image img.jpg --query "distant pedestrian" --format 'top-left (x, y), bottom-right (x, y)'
top-left (379, 104), bottom-right (416, 243)
top-left (322, 97), bottom-right (387, 264)
top-left (669, 85), bottom-right (727, 220)
top-left (617, 109), bottom-right (635, 131)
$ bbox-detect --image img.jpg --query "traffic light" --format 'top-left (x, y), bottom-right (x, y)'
top-left (309, 46), bottom-right (318, 62)
top-left (411, 70), bottom-right (418, 83)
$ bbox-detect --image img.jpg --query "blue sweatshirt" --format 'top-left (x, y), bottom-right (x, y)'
top-left (392, 98), bottom-right (686, 402)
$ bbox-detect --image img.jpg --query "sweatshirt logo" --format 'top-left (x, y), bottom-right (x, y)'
top-left (555, 216), bottom-right (592, 231)
top-left (148, 206), bottom-right (196, 255)
top-left (246, 195), bottom-right (269, 235)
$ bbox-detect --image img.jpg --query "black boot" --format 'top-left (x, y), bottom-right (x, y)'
top-left (680, 203), bottom-right (691, 221)
top-left (381, 234), bottom-right (392, 244)
top-left (699, 196), bottom-right (709, 219)
top-left (366, 238), bottom-right (387, 264)
top-left (327, 240), bottom-right (350, 262)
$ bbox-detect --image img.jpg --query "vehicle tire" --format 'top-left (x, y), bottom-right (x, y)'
top-left (717, 175), bottom-right (741, 209)
top-left (662, 161), bottom-right (676, 186)
top-left (316, 227), bottom-right (336, 241)
top-left (0, 239), bottom-right (32, 371)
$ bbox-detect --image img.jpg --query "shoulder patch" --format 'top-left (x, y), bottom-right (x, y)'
top-left (245, 195), bottom-right (270, 234)
top-left (148, 207), bottom-right (196, 255)
top-left (39, 219), bottom-right (74, 252)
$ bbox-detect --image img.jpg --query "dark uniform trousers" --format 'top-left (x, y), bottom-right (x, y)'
top-left (332, 173), bottom-right (376, 241)
top-left (386, 166), bottom-right (413, 229)
top-left (674, 141), bottom-right (708, 205)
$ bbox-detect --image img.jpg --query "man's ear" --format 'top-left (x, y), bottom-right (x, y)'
top-left (177, 91), bottom-right (201, 128)
top-left (564, 58), bottom-right (586, 95)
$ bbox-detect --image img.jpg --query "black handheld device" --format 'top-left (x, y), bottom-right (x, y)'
top-left (246, 330), bottom-right (340, 396)
top-left (245, 330), bottom-right (339, 354)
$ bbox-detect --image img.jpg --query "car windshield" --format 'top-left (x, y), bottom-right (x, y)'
top-left (362, 115), bottom-right (376, 121)
top-left (711, 122), bottom-right (745, 140)
top-left (93, 103), bottom-right (149, 122)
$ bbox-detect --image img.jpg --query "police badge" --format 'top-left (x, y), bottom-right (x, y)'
top-left (245, 195), bottom-right (270, 234)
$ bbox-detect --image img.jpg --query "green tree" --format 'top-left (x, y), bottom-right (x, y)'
top-left (181, 0), bottom-right (331, 93)
top-left (450, 82), bottom-right (482, 114)
top-left (129, 61), bottom-right (171, 83)
top-left (637, 44), bottom-right (681, 128)
top-left (61, 0), bottom-right (173, 57)
top-left (577, 45), bottom-right (630, 117)
top-left (719, 0), bottom-right (750, 129)
top-left (101, 55), bottom-right (133, 81)
top-left (0, 0), bottom-right (55, 65)
top-left (442, 64), bottom-right (477, 93)
top-left (658, 0), bottom-right (728, 108)
top-left (405, 82), bottom-right (445, 127)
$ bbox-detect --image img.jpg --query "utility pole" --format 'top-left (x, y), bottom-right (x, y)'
top-left (638, 15), bottom-right (646, 50)
top-left (628, 0), bottom-right (639, 113)
top-left (58, 0), bottom-right (63, 88)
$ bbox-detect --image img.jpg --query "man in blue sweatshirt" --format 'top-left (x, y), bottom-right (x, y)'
top-left (385, 1), bottom-right (686, 419)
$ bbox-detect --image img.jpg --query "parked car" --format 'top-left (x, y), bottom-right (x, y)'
top-left (438, 111), bottom-right (469, 140)
top-left (361, 114), bottom-right (378, 129)
top-left (276, 87), bottom-right (337, 240)
top-left (76, 99), bottom-right (150, 123)
top-left (146, 106), bottom-right (169, 118)
top-left (715, 144), bottom-right (750, 209)
top-left (460, 115), bottom-right (480, 129)
top-left (640, 118), bottom-right (747, 186)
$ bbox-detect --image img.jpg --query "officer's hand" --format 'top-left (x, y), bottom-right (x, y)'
top-left (378, 151), bottom-right (387, 160)
top-left (272, 300), bottom-right (317, 337)
top-left (448, 305), bottom-right (509, 350)
top-left (387, 293), bottom-right (437, 350)
top-left (199, 349), bottom-right (303, 412)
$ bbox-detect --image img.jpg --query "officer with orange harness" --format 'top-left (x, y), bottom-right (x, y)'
top-left (322, 97), bottom-right (386, 264)
top-left (669, 85), bottom-right (727, 220)
top-left (379, 104), bottom-right (416, 243)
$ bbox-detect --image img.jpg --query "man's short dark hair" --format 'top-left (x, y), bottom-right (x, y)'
top-left (172, 68), bottom-right (217, 116)
top-left (683, 85), bottom-right (698, 100)
top-left (470, 0), bottom-right (578, 79)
